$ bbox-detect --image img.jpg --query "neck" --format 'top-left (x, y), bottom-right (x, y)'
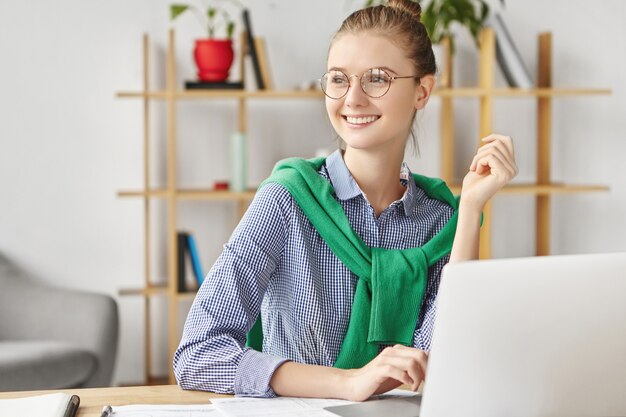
top-left (342, 147), bottom-right (406, 216)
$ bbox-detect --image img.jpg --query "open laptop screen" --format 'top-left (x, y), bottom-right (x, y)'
top-left (420, 252), bottom-right (626, 417)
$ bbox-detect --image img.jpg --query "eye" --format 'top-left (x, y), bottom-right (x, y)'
top-left (330, 73), bottom-right (348, 85)
top-left (365, 69), bottom-right (390, 85)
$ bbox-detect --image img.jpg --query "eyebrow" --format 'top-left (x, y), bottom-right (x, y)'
top-left (327, 66), bottom-right (399, 74)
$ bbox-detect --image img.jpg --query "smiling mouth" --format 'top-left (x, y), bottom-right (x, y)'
top-left (344, 115), bottom-right (380, 125)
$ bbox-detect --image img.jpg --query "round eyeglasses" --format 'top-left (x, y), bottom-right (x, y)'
top-left (320, 68), bottom-right (420, 100)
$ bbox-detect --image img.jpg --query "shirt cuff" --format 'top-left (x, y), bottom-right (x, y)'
top-left (234, 348), bottom-right (289, 397)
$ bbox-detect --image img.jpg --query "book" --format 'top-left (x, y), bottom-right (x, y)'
top-left (177, 231), bottom-right (205, 291)
top-left (186, 234), bottom-right (205, 286)
top-left (177, 231), bottom-right (188, 293)
top-left (185, 80), bottom-right (244, 90)
top-left (254, 37), bottom-right (273, 90)
top-left (242, 9), bottom-right (265, 90)
top-left (0, 393), bottom-right (80, 417)
top-left (489, 13), bottom-right (534, 88)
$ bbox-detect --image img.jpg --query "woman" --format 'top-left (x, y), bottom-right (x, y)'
top-left (174, 0), bottom-right (517, 401)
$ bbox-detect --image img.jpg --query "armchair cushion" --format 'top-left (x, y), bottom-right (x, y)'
top-left (0, 253), bottom-right (118, 389)
top-left (0, 341), bottom-right (97, 391)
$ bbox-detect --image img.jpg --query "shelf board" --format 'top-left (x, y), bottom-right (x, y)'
top-left (177, 188), bottom-right (256, 200)
top-left (119, 183), bottom-right (608, 201)
top-left (448, 183), bottom-right (609, 195)
top-left (118, 188), bottom-right (256, 201)
top-left (119, 284), bottom-right (168, 296)
top-left (435, 87), bottom-right (611, 98)
top-left (117, 87), bottom-right (610, 100)
top-left (118, 189), bottom-right (169, 198)
top-left (119, 284), bottom-right (198, 299)
top-left (117, 89), bottom-right (323, 100)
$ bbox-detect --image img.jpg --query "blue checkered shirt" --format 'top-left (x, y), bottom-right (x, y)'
top-left (173, 150), bottom-right (455, 397)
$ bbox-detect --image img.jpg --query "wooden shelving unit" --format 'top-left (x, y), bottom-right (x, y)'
top-left (116, 30), bottom-right (323, 384)
top-left (436, 29), bottom-right (609, 258)
top-left (117, 28), bottom-right (609, 384)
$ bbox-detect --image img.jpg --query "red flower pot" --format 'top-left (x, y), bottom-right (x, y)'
top-left (193, 39), bottom-right (234, 82)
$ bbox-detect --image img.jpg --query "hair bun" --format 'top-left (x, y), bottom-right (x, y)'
top-left (387, 0), bottom-right (422, 22)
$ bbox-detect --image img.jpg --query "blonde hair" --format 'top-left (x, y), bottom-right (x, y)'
top-left (332, 0), bottom-right (436, 77)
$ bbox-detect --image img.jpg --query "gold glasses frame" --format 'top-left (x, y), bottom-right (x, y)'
top-left (320, 67), bottom-right (421, 99)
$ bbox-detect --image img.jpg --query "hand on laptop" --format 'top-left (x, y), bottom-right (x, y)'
top-left (345, 344), bottom-right (427, 402)
top-left (461, 134), bottom-right (518, 211)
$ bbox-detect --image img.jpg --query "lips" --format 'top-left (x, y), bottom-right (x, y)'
top-left (344, 115), bottom-right (380, 125)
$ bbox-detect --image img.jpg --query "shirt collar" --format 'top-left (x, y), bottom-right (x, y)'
top-left (325, 149), bottom-right (419, 216)
top-left (326, 149), bottom-right (361, 200)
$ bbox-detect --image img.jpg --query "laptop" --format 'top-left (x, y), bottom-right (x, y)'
top-left (420, 252), bottom-right (626, 417)
top-left (327, 252), bottom-right (626, 417)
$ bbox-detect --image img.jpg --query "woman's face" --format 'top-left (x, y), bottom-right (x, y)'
top-left (325, 33), bottom-right (421, 153)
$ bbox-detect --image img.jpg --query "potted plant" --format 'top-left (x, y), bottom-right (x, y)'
top-left (363, 0), bottom-right (504, 52)
top-left (170, 0), bottom-right (243, 82)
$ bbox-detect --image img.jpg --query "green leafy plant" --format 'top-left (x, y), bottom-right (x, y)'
top-left (363, 0), bottom-right (504, 52)
top-left (170, 0), bottom-right (244, 39)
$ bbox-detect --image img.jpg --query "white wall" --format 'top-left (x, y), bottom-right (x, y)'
top-left (1, 0), bottom-right (624, 385)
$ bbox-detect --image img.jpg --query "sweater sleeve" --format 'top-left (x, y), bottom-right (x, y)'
top-left (173, 183), bottom-right (293, 397)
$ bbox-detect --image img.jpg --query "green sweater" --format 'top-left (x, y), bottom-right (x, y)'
top-left (247, 157), bottom-right (459, 369)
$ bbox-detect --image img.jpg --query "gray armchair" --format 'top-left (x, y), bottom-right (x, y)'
top-left (0, 253), bottom-right (119, 391)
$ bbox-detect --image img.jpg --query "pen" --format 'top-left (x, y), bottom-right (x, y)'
top-left (100, 405), bottom-right (113, 417)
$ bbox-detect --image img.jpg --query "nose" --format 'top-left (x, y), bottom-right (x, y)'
top-left (344, 74), bottom-right (369, 107)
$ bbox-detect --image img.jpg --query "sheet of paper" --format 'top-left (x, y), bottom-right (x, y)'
top-left (371, 388), bottom-right (420, 398)
top-left (110, 403), bottom-right (218, 417)
top-left (210, 390), bottom-right (419, 417)
top-left (211, 397), bottom-right (353, 417)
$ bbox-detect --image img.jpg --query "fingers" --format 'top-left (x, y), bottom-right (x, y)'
top-left (475, 136), bottom-right (513, 163)
top-left (471, 147), bottom-right (496, 174)
top-left (470, 134), bottom-right (519, 180)
top-left (481, 133), bottom-right (515, 158)
top-left (378, 363), bottom-right (414, 387)
top-left (375, 346), bottom-right (428, 391)
top-left (350, 346), bottom-right (429, 401)
top-left (472, 135), bottom-right (513, 167)
top-left (472, 151), bottom-right (517, 181)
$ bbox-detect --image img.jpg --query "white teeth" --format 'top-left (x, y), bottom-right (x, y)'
top-left (346, 115), bottom-right (378, 124)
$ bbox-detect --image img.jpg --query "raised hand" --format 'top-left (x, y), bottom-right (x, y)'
top-left (461, 134), bottom-right (518, 211)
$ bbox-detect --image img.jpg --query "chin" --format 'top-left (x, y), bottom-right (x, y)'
top-left (342, 140), bottom-right (384, 152)
top-left (341, 136), bottom-right (372, 148)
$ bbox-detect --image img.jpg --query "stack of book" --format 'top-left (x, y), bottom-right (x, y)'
top-left (177, 231), bottom-right (205, 292)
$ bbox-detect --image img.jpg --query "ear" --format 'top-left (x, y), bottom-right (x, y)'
top-left (415, 74), bottom-right (436, 110)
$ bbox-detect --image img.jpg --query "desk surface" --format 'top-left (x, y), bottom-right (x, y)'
top-left (0, 385), bottom-right (229, 417)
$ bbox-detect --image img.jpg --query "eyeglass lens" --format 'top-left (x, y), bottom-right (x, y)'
top-left (321, 68), bottom-right (392, 99)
